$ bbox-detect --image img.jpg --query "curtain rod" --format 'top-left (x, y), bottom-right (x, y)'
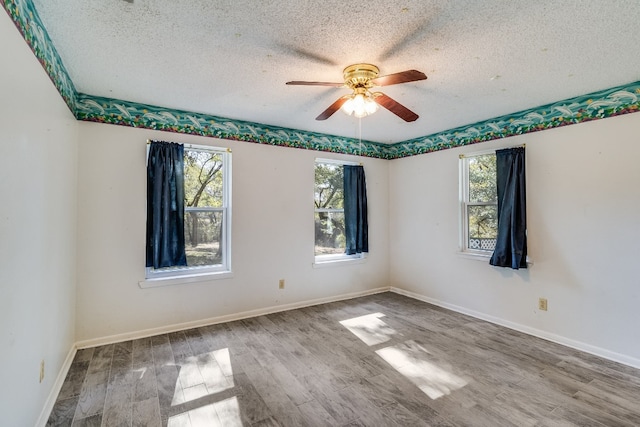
top-left (458, 143), bottom-right (525, 159)
top-left (147, 139), bottom-right (231, 153)
top-left (315, 157), bottom-right (363, 166)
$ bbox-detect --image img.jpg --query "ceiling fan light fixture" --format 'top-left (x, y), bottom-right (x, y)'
top-left (342, 92), bottom-right (378, 118)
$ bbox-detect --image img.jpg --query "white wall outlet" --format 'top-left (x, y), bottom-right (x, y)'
top-left (539, 298), bottom-right (548, 311)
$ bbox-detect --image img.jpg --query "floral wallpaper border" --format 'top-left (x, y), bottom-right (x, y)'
top-left (75, 93), bottom-right (389, 158)
top-left (4, 0), bottom-right (640, 160)
top-left (385, 82), bottom-right (640, 159)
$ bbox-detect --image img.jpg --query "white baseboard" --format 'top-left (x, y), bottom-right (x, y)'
top-left (390, 287), bottom-right (640, 370)
top-left (35, 344), bottom-right (77, 427)
top-left (76, 286), bottom-right (391, 349)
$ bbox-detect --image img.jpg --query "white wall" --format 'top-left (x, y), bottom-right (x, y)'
top-left (75, 122), bottom-right (389, 342)
top-left (4, 8), bottom-right (640, 426)
top-left (0, 12), bottom-right (78, 426)
top-left (389, 112), bottom-right (640, 366)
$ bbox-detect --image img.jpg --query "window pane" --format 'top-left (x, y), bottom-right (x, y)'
top-left (468, 154), bottom-right (497, 203)
top-left (147, 146), bottom-right (230, 280)
top-left (184, 151), bottom-right (224, 208)
top-left (467, 205), bottom-right (497, 251)
top-left (184, 210), bottom-right (223, 266)
top-left (315, 211), bottom-right (346, 256)
top-left (314, 163), bottom-right (344, 209)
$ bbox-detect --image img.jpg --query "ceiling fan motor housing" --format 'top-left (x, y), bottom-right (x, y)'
top-left (343, 63), bottom-right (379, 90)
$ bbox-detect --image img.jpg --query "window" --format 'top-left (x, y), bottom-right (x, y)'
top-left (460, 152), bottom-right (498, 254)
top-left (147, 144), bottom-right (231, 279)
top-left (314, 159), bottom-right (363, 262)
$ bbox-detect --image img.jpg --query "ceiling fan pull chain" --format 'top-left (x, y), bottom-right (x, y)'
top-left (358, 117), bottom-right (363, 157)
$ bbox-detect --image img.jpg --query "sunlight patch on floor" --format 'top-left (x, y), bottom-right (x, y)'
top-left (212, 347), bottom-right (233, 377)
top-left (376, 340), bottom-right (467, 399)
top-left (213, 396), bottom-right (242, 426)
top-left (171, 348), bottom-right (235, 406)
top-left (168, 397), bottom-right (242, 427)
top-left (339, 312), bottom-right (397, 346)
top-left (167, 411), bottom-right (191, 427)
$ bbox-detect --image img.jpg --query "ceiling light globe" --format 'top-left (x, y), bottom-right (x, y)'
top-left (341, 98), bottom-right (354, 115)
top-left (351, 94), bottom-right (368, 117)
top-left (364, 97), bottom-right (379, 115)
top-left (353, 109), bottom-right (367, 118)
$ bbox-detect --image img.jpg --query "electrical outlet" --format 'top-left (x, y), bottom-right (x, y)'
top-left (279, 279), bottom-right (285, 289)
top-left (39, 360), bottom-right (45, 383)
top-left (538, 298), bottom-right (548, 311)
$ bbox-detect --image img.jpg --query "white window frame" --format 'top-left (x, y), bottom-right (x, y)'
top-left (313, 158), bottom-right (364, 266)
top-left (144, 143), bottom-right (232, 284)
top-left (459, 148), bottom-right (498, 259)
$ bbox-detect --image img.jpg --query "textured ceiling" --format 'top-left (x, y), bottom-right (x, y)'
top-left (30, 0), bottom-right (640, 144)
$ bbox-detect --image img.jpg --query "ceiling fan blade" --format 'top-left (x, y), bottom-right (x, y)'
top-left (316, 95), bottom-right (350, 120)
top-left (371, 70), bottom-right (427, 87)
top-left (286, 81), bottom-right (344, 87)
top-left (372, 92), bottom-right (419, 122)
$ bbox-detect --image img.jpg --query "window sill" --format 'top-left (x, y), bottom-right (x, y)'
top-left (456, 251), bottom-right (533, 266)
top-left (313, 255), bottom-right (367, 268)
top-left (139, 270), bottom-right (233, 289)
top-left (456, 250), bottom-right (492, 262)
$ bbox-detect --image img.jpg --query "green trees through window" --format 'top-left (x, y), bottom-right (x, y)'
top-left (463, 153), bottom-right (498, 252)
top-left (314, 162), bottom-right (346, 256)
top-left (183, 149), bottom-right (226, 267)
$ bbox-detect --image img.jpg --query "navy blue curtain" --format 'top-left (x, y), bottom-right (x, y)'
top-left (490, 147), bottom-right (527, 269)
top-left (343, 165), bottom-right (368, 255)
top-left (146, 141), bottom-right (187, 269)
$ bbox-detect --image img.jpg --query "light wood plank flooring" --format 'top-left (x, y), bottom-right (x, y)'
top-left (47, 292), bottom-right (640, 426)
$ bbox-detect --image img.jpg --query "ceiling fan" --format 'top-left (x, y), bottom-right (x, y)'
top-left (286, 63), bottom-right (427, 122)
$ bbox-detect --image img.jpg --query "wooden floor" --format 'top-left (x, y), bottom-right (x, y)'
top-left (47, 292), bottom-right (640, 426)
